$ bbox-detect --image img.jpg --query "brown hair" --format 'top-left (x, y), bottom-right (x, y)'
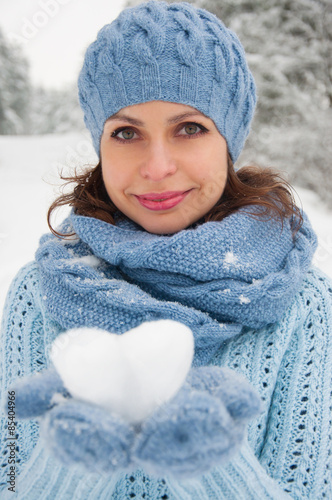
top-left (47, 154), bottom-right (302, 237)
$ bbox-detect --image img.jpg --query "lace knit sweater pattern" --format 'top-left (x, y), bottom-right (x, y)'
top-left (0, 262), bottom-right (331, 499)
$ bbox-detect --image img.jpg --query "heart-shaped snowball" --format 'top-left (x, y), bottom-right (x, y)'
top-left (50, 320), bottom-right (194, 424)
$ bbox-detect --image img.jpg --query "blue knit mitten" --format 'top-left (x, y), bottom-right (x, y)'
top-left (8, 365), bottom-right (262, 478)
top-left (9, 366), bottom-right (135, 473)
top-left (10, 368), bottom-right (70, 418)
top-left (132, 366), bottom-right (262, 479)
top-left (42, 400), bottom-right (135, 473)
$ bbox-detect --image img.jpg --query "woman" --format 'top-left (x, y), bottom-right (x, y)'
top-left (1, 1), bottom-right (331, 499)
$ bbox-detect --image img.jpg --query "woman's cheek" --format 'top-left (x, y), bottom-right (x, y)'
top-left (103, 161), bottom-right (124, 186)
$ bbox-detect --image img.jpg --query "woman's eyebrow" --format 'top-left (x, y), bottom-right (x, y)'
top-left (167, 111), bottom-right (208, 124)
top-left (106, 114), bottom-right (143, 126)
top-left (105, 110), bottom-right (207, 127)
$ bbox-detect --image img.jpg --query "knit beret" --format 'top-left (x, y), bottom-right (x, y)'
top-left (78, 0), bottom-right (256, 162)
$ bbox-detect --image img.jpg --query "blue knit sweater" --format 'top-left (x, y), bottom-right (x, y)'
top-left (0, 260), bottom-right (331, 499)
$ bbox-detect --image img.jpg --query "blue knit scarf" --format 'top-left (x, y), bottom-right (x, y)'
top-left (36, 208), bottom-right (317, 367)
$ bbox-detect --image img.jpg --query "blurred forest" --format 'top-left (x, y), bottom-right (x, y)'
top-left (1, 0), bottom-right (331, 205)
top-left (0, 28), bottom-right (84, 136)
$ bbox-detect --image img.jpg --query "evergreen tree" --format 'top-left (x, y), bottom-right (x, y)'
top-left (0, 28), bottom-right (31, 134)
top-left (28, 85), bottom-right (85, 135)
top-left (0, 28), bottom-right (84, 136)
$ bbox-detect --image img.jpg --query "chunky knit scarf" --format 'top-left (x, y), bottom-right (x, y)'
top-left (36, 208), bottom-right (317, 367)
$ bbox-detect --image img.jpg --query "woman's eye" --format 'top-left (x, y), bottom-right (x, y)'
top-left (121, 129), bottom-right (135, 140)
top-left (184, 124), bottom-right (199, 135)
top-left (178, 123), bottom-right (208, 138)
top-left (111, 128), bottom-right (137, 140)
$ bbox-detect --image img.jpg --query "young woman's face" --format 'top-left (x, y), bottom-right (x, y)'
top-left (100, 101), bottom-right (228, 234)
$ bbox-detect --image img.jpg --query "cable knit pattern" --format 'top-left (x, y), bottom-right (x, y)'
top-left (78, 0), bottom-right (256, 161)
top-left (1, 263), bottom-right (331, 499)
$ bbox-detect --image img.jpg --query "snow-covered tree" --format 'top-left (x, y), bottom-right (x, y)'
top-left (208, 0), bottom-right (332, 205)
top-left (28, 84), bottom-right (85, 135)
top-left (0, 28), bottom-right (84, 136)
top-left (0, 28), bottom-right (31, 134)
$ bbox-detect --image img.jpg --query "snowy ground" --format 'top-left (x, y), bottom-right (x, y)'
top-left (0, 133), bottom-right (331, 321)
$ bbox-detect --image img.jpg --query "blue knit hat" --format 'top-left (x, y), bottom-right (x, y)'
top-left (78, 0), bottom-right (256, 162)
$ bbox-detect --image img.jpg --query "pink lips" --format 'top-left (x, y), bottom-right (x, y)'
top-left (134, 190), bottom-right (192, 211)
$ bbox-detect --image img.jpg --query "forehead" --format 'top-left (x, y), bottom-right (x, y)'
top-left (105, 101), bottom-right (212, 127)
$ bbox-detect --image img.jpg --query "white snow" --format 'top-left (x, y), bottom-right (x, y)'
top-left (50, 320), bottom-right (194, 424)
top-left (0, 133), bottom-right (331, 323)
top-left (70, 255), bottom-right (100, 268)
top-left (224, 251), bottom-right (238, 265)
top-left (50, 392), bottom-right (69, 405)
top-left (239, 295), bottom-right (251, 305)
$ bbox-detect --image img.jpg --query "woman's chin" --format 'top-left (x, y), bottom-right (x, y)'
top-left (132, 213), bottom-right (194, 235)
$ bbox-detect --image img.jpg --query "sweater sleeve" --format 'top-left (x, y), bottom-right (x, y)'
top-left (166, 267), bottom-right (332, 499)
top-left (0, 262), bottom-right (48, 489)
top-left (257, 267), bottom-right (332, 498)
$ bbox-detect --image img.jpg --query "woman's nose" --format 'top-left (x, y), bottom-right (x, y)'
top-left (139, 141), bottom-right (177, 181)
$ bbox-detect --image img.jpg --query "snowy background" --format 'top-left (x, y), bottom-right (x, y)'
top-left (0, 0), bottom-right (331, 318)
top-left (1, 0), bottom-right (126, 89)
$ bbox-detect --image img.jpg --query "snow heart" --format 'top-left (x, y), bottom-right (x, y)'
top-left (50, 320), bottom-right (194, 424)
